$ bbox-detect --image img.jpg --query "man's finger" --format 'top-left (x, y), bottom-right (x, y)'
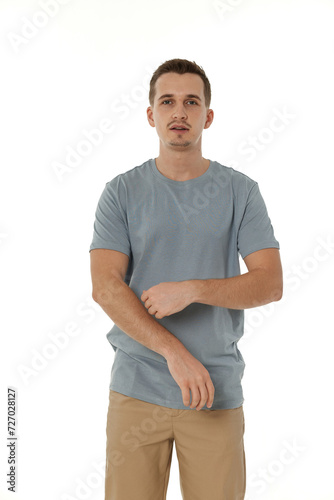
top-left (181, 387), bottom-right (191, 407)
top-left (189, 386), bottom-right (201, 409)
top-left (206, 381), bottom-right (215, 408)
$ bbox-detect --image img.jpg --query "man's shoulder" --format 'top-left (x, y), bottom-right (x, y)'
top-left (212, 161), bottom-right (258, 191)
top-left (107, 159), bottom-right (152, 186)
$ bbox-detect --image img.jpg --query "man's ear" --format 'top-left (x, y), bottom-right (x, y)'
top-left (204, 109), bottom-right (214, 130)
top-left (147, 106), bottom-right (155, 128)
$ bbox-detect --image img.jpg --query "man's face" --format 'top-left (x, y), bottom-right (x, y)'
top-left (147, 72), bottom-right (213, 151)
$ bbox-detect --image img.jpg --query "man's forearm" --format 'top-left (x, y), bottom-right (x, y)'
top-left (187, 269), bottom-right (283, 310)
top-left (93, 278), bottom-right (186, 360)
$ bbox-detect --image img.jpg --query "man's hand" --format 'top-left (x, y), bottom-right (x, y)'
top-left (141, 281), bottom-right (193, 319)
top-left (166, 349), bottom-right (215, 410)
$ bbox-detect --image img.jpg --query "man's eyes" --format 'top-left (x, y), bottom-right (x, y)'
top-left (162, 100), bottom-right (198, 105)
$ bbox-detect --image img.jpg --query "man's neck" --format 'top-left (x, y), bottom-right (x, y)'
top-left (155, 151), bottom-right (210, 182)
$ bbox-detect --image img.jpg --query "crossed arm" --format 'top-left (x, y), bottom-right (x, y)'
top-left (141, 248), bottom-right (283, 318)
top-left (91, 246), bottom-right (282, 410)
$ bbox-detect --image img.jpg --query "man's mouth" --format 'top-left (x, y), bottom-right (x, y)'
top-left (170, 126), bottom-right (189, 133)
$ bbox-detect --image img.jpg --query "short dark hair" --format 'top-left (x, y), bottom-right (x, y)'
top-left (149, 58), bottom-right (211, 108)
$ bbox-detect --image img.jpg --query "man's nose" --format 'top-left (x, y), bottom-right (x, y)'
top-left (172, 102), bottom-right (188, 120)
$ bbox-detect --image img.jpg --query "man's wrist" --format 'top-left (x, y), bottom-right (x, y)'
top-left (159, 332), bottom-right (188, 361)
top-left (183, 279), bottom-right (201, 304)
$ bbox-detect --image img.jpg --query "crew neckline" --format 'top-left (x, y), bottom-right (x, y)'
top-left (149, 158), bottom-right (213, 185)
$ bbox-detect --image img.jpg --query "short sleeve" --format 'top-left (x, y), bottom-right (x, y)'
top-left (237, 183), bottom-right (279, 259)
top-left (89, 180), bottom-right (131, 257)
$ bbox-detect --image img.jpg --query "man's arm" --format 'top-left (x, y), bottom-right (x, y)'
top-left (90, 249), bottom-right (181, 358)
top-left (142, 248), bottom-right (283, 317)
top-left (90, 248), bottom-right (215, 410)
top-left (189, 248), bottom-right (283, 309)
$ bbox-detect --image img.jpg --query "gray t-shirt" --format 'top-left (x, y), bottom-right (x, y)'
top-left (89, 158), bottom-right (279, 409)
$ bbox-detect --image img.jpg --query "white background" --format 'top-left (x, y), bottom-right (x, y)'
top-left (1, 0), bottom-right (333, 499)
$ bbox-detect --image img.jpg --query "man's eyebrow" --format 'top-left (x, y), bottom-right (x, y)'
top-left (157, 94), bottom-right (202, 101)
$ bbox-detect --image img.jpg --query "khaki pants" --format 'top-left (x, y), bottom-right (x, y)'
top-left (105, 390), bottom-right (246, 500)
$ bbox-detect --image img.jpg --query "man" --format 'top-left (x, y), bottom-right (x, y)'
top-left (89, 58), bottom-right (283, 500)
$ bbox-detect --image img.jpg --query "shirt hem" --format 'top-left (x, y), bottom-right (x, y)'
top-left (109, 383), bottom-right (244, 410)
top-left (89, 243), bottom-right (131, 257)
top-left (240, 241), bottom-right (280, 259)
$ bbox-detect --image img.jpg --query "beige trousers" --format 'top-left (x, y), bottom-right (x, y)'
top-left (105, 389), bottom-right (246, 500)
